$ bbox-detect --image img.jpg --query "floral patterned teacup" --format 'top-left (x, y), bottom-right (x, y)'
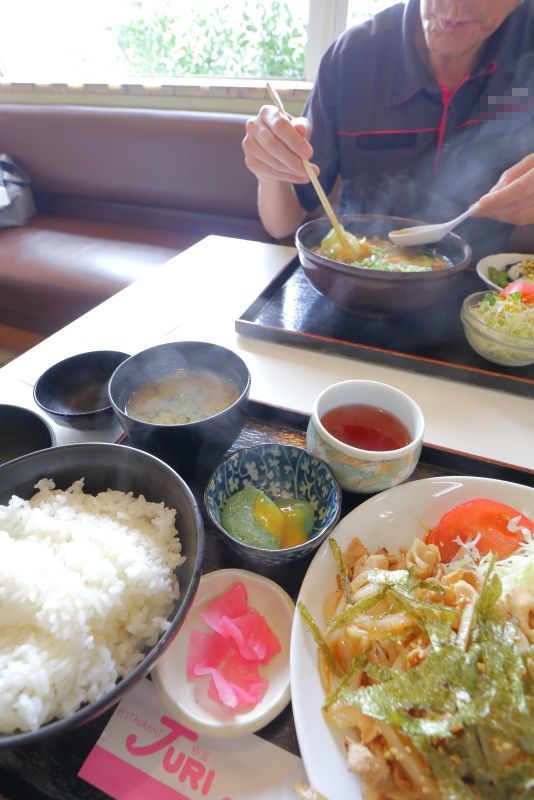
top-left (306, 380), bottom-right (424, 494)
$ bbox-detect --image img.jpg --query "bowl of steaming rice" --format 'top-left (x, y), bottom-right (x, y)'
top-left (0, 441), bottom-right (204, 748)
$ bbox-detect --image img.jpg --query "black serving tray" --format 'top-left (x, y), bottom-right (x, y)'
top-left (235, 258), bottom-right (534, 398)
top-left (1, 400), bottom-right (532, 800)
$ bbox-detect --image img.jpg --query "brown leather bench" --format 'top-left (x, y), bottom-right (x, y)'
top-left (0, 104), bottom-right (270, 335)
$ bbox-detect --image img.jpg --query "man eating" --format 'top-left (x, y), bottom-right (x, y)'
top-left (243, 0), bottom-right (534, 258)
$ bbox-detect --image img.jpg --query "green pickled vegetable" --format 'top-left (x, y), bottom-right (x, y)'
top-left (221, 487), bottom-right (315, 549)
top-left (273, 497), bottom-right (314, 535)
top-left (221, 486), bottom-right (279, 549)
top-left (487, 266), bottom-right (510, 288)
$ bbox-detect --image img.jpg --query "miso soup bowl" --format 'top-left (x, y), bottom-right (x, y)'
top-left (306, 380), bottom-right (425, 494)
top-left (108, 342), bottom-right (251, 476)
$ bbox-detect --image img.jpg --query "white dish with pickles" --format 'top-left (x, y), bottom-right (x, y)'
top-left (476, 252), bottom-right (534, 291)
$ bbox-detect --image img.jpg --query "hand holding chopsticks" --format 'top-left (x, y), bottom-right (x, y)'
top-left (265, 82), bottom-right (359, 260)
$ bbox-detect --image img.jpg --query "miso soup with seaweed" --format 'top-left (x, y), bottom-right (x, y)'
top-left (126, 368), bottom-right (241, 425)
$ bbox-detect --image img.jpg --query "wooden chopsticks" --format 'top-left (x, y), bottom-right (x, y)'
top-left (266, 82), bottom-right (356, 258)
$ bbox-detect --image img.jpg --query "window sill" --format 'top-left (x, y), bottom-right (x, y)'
top-left (0, 77), bottom-right (311, 115)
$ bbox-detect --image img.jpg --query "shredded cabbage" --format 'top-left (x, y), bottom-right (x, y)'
top-left (470, 293), bottom-right (534, 339)
top-left (487, 538), bottom-right (534, 595)
top-left (449, 527), bottom-right (534, 596)
top-left (463, 292), bottom-right (534, 365)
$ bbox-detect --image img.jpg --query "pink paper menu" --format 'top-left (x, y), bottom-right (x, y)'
top-left (79, 678), bottom-right (306, 800)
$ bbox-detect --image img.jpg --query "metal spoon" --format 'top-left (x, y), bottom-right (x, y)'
top-left (388, 202), bottom-right (481, 247)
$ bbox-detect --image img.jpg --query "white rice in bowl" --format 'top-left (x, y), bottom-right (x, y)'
top-left (0, 478), bottom-right (185, 734)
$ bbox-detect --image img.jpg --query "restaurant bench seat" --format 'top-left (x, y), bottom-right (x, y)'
top-left (0, 104), bottom-right (270, 336)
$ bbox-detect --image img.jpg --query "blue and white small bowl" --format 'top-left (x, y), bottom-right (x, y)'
top-left (204, 443), bottom-right (341, 568)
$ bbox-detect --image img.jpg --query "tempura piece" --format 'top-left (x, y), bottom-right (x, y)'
top-left (317, 227), bottom-right (372, 263)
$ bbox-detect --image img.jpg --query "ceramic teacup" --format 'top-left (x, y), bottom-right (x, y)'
top-left (306, 380), bottom-right (424, 494)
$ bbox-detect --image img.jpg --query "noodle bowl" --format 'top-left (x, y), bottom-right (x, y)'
top-left (296, 214), bottom-right (472, 317)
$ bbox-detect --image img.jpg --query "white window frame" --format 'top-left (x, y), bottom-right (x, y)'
top-left (305, 0), bottom-right (349, 80)
top-left (0, 0), bottom-right (366, 111)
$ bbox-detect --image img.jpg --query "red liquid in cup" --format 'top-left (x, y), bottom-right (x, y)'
top-left (321, 403), bottom-right (411, 451)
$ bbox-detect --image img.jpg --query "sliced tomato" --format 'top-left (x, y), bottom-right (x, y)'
top-left (425, 498), bottom-right (533, 562)
top-left (501, 280), bottom-right (534, 305)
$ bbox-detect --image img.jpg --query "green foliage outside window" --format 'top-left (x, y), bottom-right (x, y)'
top-left (116, 1), bottom-right (306, 79)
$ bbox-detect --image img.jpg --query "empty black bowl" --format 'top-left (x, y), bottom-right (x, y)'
top-left (296, 214), bottom-right (472, 317)
top-left (0, 404), bottom-right (55, 465)
top-left (108, 341), bottom-right (251, 477)
top-left (34, 350), bottom-right (130, 430)
top-left (0, 441), bottom-right (204, 749)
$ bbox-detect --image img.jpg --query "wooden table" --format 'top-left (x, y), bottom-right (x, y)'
top-left (0, 235), bottom-right (532, 799)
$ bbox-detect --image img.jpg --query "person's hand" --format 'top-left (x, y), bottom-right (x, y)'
top-left (242, 105), bottom-right (319, 184)
top-left (477, 153), bottom-right (534, 226)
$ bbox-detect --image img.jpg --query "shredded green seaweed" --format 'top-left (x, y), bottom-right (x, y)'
top-left (297, 600), bottom-right (341, 676)
top-left (324, 585), bottom-right (534, 797)
top-left (325, 587), bottom-right (388, 632)
top-left (385, 586), bottom-right (458, 648)
top-left (363, 661), bottom-right (396, 683)
top-left (364, 568), bottom-right (411, 587)
top-left (299, 541), bottom-right (534, 800)
top-left (304, 536), bottom-right (534, 797)
top-left (411, 576), bottom-right (447, 596)
top-left (322, 656), bottom-right (366, 712)
top-left (328, 538), bottom-right (351, 603)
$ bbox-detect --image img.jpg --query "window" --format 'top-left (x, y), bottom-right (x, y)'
top-left (0, 1), bottom-right (402, 83)
top-left (348, 0), bottom-right (406, 27)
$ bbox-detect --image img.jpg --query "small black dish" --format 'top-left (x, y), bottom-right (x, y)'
top-left (0, 404), bottom-right (56, 465)
top-left (34, 350), bottom-right (130, 430)
top-left (108, 341), bottom-right (251, 475)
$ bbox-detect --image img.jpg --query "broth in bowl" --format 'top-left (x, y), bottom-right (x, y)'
top-left (126, 368), bottom-right (241, 425)
top-left (315, 226), bottom-right (450, 272)
top-left (108, 342), bottom-right (251, 476)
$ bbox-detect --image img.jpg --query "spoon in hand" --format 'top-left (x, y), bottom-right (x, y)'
top-left (266, 82), bottom-right (361, 262)
top-left (388, 202), bottom-right (481, 247)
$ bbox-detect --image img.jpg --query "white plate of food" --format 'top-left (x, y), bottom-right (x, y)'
top-left (152, 568), bottom-right (294, 738)
top-left (290, 475), bottom-right (534, 800)
top-left (476, 252), bottom-right (534, 291)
